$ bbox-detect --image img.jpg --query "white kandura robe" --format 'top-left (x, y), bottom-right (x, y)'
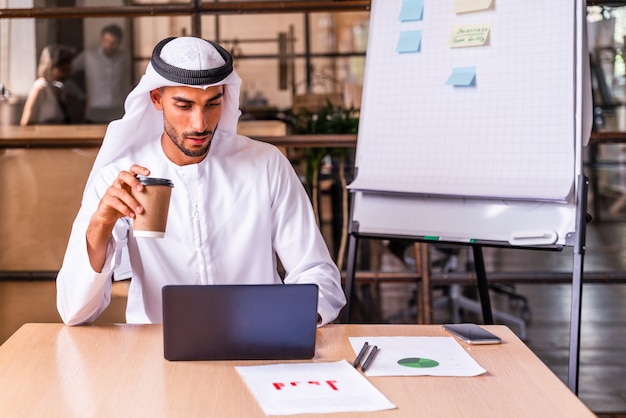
top-left (56, 130), bottom-right (346, 326)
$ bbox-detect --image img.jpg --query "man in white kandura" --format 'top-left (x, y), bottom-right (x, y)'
top-left (56, 36), bottom-right (346, 326)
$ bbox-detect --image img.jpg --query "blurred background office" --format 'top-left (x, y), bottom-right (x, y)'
top-left (1, 1), bottom-right (626, 415)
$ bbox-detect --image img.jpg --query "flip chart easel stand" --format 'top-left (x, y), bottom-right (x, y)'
top-left (344, 0), bottom-right (589, 395)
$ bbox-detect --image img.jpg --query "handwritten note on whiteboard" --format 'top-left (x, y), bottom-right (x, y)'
top-left (449, 24), bottom-right (490, 47)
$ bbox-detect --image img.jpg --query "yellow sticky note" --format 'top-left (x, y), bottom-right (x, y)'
top-left (452, 0), bottom-right (493, 14)
top-left (449, 24), bottom-right (490, 48)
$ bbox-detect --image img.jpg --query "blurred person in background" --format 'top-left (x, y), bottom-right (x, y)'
top-left (73, 23), bottom-right (132, 123)
top-left (20, 44), bottom-right (77, 126)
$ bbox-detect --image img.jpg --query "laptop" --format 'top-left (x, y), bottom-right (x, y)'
top-left (162, 284), bottom-right (319, 361)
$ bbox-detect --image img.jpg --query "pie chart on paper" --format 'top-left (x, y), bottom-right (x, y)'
top-left (397, 357), bottom-right (439, 368)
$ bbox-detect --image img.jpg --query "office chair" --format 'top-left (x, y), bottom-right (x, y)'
top-left (386, 242), bottom-right (530, 340)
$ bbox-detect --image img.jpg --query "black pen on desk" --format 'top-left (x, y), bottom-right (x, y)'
top-left (352, 341), bottom-right (369, 368)
top-left (361, 345), bottom-right (379, 372)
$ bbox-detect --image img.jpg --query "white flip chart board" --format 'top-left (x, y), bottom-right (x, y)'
top-left (349, 0), bottom-right (590, 247)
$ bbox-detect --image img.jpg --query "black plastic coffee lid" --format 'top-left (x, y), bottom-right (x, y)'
top-left (135, 175), bottom-right (174, 187)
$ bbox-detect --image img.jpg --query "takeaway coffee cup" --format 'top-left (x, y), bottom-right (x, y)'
top-left (131, 176), bottom-right (174, 238)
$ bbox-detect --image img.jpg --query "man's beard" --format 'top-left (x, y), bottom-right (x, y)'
top-left (164, 117), bottom-right (217, 158)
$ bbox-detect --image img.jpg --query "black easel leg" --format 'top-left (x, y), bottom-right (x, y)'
top-left (472, 245), bottom-right (494, 324)
top-left (568, 251), bottom-right (584, 395)
top-left (340, 234), bottom-right (359, 323)
top-left (568, 175), bottom-right (588, 395)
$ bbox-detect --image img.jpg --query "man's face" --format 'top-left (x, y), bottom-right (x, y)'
top-left (101, 32), bottom-right (121, 57)
top-left (150, 85), bottom-right (224, 166)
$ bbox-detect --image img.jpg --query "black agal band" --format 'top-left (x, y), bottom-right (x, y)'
top-left (151, 37), bottom-right (233, 85)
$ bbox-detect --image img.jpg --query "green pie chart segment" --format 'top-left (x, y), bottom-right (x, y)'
top-left (397, 357), bottom-right (439, 368)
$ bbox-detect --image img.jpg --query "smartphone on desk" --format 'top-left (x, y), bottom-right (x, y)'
top-left (442, 323), bottom-right (502, 345)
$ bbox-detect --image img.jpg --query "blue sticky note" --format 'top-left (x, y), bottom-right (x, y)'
top-left (446, 67), bottom-right (476, 86)
top-left (396, 30), bottom-right (422, 53)
top-left (399, 0), bottom-right (424, 22)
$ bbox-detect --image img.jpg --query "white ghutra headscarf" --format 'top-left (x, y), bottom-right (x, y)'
top-left (86, 36), bottom-right (242, 189)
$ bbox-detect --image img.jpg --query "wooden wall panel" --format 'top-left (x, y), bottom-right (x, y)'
top-left (0, 147), bottom-right (97, 271)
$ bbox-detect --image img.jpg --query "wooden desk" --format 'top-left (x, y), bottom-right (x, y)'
top-left (0, 323), bottom-right (593, 417)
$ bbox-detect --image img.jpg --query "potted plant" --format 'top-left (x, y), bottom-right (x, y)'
top-left (289, 100), bottom-right (359, 270)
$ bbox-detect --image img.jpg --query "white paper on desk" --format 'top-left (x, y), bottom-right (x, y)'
top-left (349, 337), bottom-right (486, 377)
top-left (235, 359), bottom-right (396, 415)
